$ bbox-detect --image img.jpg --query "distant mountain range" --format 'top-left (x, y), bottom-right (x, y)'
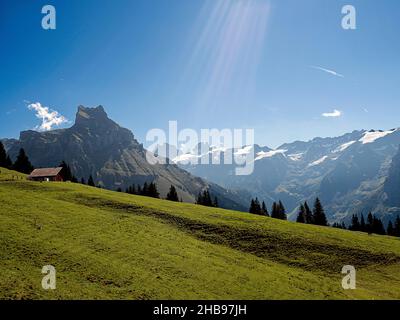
top-left (173, 128), bottom-right (400, 224)
top-left (3, 105), bottom-right (400, 224)
top-left (2, 106), bottom-right (248, 211)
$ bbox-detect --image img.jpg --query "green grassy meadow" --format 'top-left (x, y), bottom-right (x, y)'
top-left (1, 167), bottom-right (400, 299)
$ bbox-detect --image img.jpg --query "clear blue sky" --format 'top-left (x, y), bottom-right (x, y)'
top-left (1, 0), bottom-right (399, 148)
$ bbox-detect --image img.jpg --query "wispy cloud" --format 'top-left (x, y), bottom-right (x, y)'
top-left (311, 66), bottom-right (344, 78)
top-left (322, 109), bottom-right (342, 118)
top-left (27, 102), bottom-right (68, 131)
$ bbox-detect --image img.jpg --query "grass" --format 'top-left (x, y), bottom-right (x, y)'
top-left (1, 167), bottom-right (400, 299)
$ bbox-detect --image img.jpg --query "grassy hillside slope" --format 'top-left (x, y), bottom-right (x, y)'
top-left (1, 167), bottom-right (400, 299)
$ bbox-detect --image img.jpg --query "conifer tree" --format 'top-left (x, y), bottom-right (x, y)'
top-left (249, 199), bottom-right (255, 214)
top-left (213, 197), bottom-right (219, 208)
top-left (148, 182), bottom-right (160, 198)
top-left (142, 182), bottom-right (149, 196)
top-left (387, 221), bottom-right (394, 236)
top-left (394, 216), bottom-right (400, 237)
top-left (12, 148), bottom-right (34, 174)
top-left (87, 175), bottom-right (95, 187)
top-left (166, 185), bottom-right (179, 201)
top-left (271, 202), bottom-right (279, 218)
top-left (360, 214), bottom-right (366, 232)
top-left (5, 155), bottom-right (12, 169)
top-left (367, 212), bottom-right (374, 234)
top-left (81, 177), bottom-right (86, 185)
top-left (59, 161), bottom-right (73, 181)
top-left (278, 200), bottom-right (287, 220)
top-left (350, 214), bottom-right (360, 231)
top-left (304, 201), bottom-right (313, 224)
top-left (312, 198), bottom-right (327, 226)
top-left (296, 204), bottom-right (306, 223)
top-left (262, 201), bottom-right (269, 217)
top-left (372, 215), bottom-right (386, 235)
top-left (0, 142), bottom-right (7, 168)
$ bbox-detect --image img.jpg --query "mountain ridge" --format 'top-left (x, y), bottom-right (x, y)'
top-left (2, 105), bottom-right (248, 211)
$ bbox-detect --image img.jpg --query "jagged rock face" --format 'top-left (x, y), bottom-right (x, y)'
top-left (177, 129), bottom-right (400, 222)
top-left (3, 106), bottom-right (247, 210)
top-left (383, 147), bottom-right (400, 207)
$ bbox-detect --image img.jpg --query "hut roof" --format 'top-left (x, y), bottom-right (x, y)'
top-left (29, 167), bottom-right (63, 178)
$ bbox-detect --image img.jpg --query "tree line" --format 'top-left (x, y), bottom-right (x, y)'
top-left (249, 194), bottom-right (400, 238)
top-left (345, 212), bottom-right (400, 236)
top-left (0, 143), bottom-right (34, 174)
top-left (248, 198), bottom-right (287, 220)
top-left (196, 189), bottom-right (218, 207)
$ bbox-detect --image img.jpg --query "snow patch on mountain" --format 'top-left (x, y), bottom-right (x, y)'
top-left (234, 145), bottom-right (253, 156)
top-left (334, 140), bottom-right (356, 153)
top-left (255, 149), bottom-right (287, 161)
top-left (359, 129), bottom-right (397, 144)
top-left (309, 155), bottom-right (328, 167)
top-left (288, 153), bottom-right (304, 161)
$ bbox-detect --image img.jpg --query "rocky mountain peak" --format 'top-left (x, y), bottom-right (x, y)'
top-left (74, 105), bottom-right (112, 128)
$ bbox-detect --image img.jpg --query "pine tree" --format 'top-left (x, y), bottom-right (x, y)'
top-left (278, 200), bottom-right (287, 220)
top-left (271, 202), bottom-right (279, 218)
top-left (197, 189), bottom-right (214, 207)
top-left (360, 214), bottom-right (366, 232)
top-left (12, 148), bottom-right (34, 174)
top-left (148, 182), bottom-right (160, 198)
top-left (387, 221), bottom-right (394, 236)
top-left (296, 204), bottom-right (306, 223)
top-left (394, 216), bottom-right (400, 237)
top-left (59, 161), bottom-right (73, 181)
top-left (197, 192), bottom-right (203, 205)
top-left (80, 177), bottom-right (86, 185)
top-left (350, 214), bottom-right (361, 231)
top-left (166, 185), bottom-right (179, 201)
top-left (0, 142), bottom-right (7, 168)
top-left (87, 175), bottom-right (95, 187)
top-left (142, 182), bottom-right (149, 196)
top-left (249, 199), bottom-right (255, 214)
top-left (5, 155), bottom-right (12, 169)
top-left (304, 201), bottom-right (313, 224)
top-left (372, 215), bottom-right (386, 235)
top-left (332, 222), bottom-right (346, 229)
top-left (367, 212), bottom-right (374, 234)
top-left (213, 197), bottom-right (219, 208)
top-left (312, 198), bottom-right (327, 226)
top-left (262, 201), bottom-right (269, 217)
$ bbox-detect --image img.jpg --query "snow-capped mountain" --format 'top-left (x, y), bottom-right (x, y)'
top-left (173, 128), bottom-right (400, 223)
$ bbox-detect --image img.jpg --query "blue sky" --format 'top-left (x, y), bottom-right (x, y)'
top-left (1, 0), bottom-right (399, 148)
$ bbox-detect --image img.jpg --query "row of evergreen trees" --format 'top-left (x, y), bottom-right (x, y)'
top-left (249, 197), bottom-right (328, 226)
top-left (248, 198), bottom-right (287, 220)
top-left (296, 198), bottom-right (328, 226)
top-left (125, 182), bottom-right (160, 198)
top-left (196, 190), bottom-right (218, 207)
top-left (0, 143), bottom-right (34, 174)
top-left (347, 213), bottom-right (400, 236)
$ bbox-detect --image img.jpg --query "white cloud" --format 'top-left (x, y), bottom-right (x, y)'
top-left (311, 66), bottom-right (344, 78)
top-left (27, 102), bottom-right (68, 131)
top-left (322, 109), bottom-right (342, 118)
